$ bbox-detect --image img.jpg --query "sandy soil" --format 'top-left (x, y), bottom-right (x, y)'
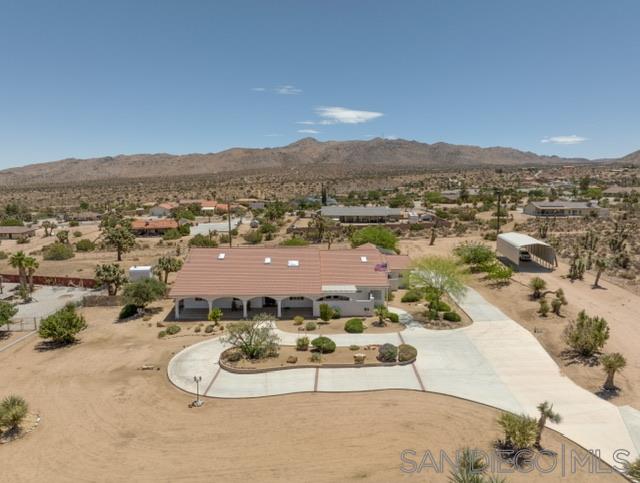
top-left (276, 316), bottom-right (404, 335)
top-left (0, 304), bottom-right (620, 482)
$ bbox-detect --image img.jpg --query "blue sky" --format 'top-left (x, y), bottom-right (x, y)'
top-left (1, 0), bottom-right (639, 169)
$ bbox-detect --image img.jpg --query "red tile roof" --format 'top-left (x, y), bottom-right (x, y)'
top-left (169, 247), bottom-right (390, 298)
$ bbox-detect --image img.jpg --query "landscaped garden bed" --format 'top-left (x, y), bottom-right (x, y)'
top-left (275, 314), bottom-right (405, 335)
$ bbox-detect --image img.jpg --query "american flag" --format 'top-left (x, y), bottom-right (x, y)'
top-left (374, 262), bottom-right (388, 272)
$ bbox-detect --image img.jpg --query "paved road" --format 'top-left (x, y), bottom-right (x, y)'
top-left (168, 287), bottom-right (640, 468)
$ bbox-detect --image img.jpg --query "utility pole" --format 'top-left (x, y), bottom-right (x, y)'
top-left (494, 188), bottom-right (503, 240)
top-left (227, 198), bottom-right (232, 248)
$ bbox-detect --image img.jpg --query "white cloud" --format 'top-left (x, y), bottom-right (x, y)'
top-left (296, 120), bottom-right (316, 125)
top-left (264, 133), bottom-right (283, 137)
top-left (297, 129), bottom-right (319, 134)
top-left (275, 85), bottom-right (302, 95)
top-left (251, 87), bottom-right (266, 92)
top-left (541, 135), bottom-right (588, 145)
top-left (314, 106), bottom-right (383, 124)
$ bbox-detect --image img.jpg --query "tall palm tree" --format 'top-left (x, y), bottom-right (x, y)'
top-left (23, 256), bottom-right (39, 293)
top-left (600, 352), bottom-right (626, 391)
top-left (9, 251), bottom-right (28, 290)
top-left (535, 401), bottom-right (562, 449)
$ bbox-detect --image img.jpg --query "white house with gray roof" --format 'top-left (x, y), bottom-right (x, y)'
top-left (320, 206), bottom-right (401, 224)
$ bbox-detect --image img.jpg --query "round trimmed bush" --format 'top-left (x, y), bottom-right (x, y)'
top-left (344, 318), bottom-right (364, 333)
top-left (331, 307), bottom-right (341, 319)
top-left (158, 330), bottom-right (166, 338)
top-left (443, 311), bottom-right (462, 322)
top-left (377, 343), bottom-right (398, 363)
top-left (430, 300), bottom-right (451, 312)
top-left (311, 336), bottom-right (336, 354)
top-left (75, 238), bottom-right (96, 252)
top-left (401, 290), bottom-right (422, 303)
top-left (398, 344), bottom-right (418, 362)
top-left (165, 324), bottom-right (181, 335)
top-left (119, 304), bottom-right (138, 320)
top-left (305, 321), bottom-right (317, 331)
top-left (204, 324), bottom-right (215, 333)
top-left (293, 315), bottom-right (304, 326)
top-left (387, 312), bottom-right (400, 323)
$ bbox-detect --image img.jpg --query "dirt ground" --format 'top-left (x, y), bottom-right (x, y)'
top-left (275, 316), bottom-right (404, 335)
top-left (0, 304), bottom-right (620, 482)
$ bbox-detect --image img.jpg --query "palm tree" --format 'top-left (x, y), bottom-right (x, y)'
top-left (600, 352), bottom-right (626, 391)
top-left (0, 394), bottom-right (29, 432)
top-left (23, 256), bottom-right (39, 293)
top-left (535, 401), bottom-right (562, 449)
top-left (9, 251), bottom-right (28, 290)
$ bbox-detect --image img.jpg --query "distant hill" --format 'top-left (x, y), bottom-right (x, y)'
top-left (0, 137), bottom-right (618, 186)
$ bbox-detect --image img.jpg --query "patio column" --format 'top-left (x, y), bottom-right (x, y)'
top-left (174, 299), bottom-right (180, 320)
top-left (207, 299), bottom-right (213, 315)
top-left (276, 298), bottom-right (282, 318)
top-left (242, 299), bottom-right (248, 319)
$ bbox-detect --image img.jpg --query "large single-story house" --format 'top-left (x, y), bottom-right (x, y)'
top-left (169, 245), bottom-right (411, 319)
top-left (523, 201), bottom-right (608, 218)
top-left (131, 218), bottom-right (178, 236)
top-left (320, 206), bottom-right (402, 224)
top-left (0, 226), bottom-right (37, 240)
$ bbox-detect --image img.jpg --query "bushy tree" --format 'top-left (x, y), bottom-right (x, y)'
top-left (453, 241), bottom-right (495, 267)
top-left (0, 301), bottom-right (18, 328)
top-left (38, 304), bottom-right (87, 344)
top-left (189, 234), bottom-right (218, 247)
top-left (222, 313), bottom-right (280, 359)
top-left (94, 263), bottom-right (128, 296)
top-left (122, 278), bottom-right (166, 309)
top-left (408, 256), bottom-right (466, 307)
top-left (155, 255), bottom-right (183, 283)
top-left (563, 310), bottom-right (609, 357)
top-left (43, 242), bottom-right (74, 261)
top-left (350, 226), bottom-right (398, 251)
top-left (103, 225), bottom-right (136, 261)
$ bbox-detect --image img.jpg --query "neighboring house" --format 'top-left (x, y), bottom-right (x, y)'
top-left (0, 226), bottom-right (37, 240)
top-left (66, 211), bottom-right (102, 222)
top-left (523, 201), bottom-right (608, 218)
top-left (131, 219), bottom-right (178, 236)
top-left (237, 198), bottom-right (267, 210)
top-left (169, 245), bottom-right (409, 319)
top-left (320, 206), bottom-right (402, 224)
top-left (149, 202), bottom-right (178, 217)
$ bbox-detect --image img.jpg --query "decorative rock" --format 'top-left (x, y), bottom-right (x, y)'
top-left (286, 355), bottom-right (298, 364)
top-left (353, 353), bottom-right (366, 364)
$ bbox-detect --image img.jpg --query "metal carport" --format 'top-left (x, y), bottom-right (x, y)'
top-left (496, 232), bottom-right (557, 269)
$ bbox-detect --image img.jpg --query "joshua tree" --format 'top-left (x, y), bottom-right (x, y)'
top-left (103, 225), bottom-right (136, 261)
top-left (56, 230), bottom-right (69, 244)
top-left (94, 263), bottom-right (128, 296)
top-left (551, 289), bottom-right (567, 316)
top-left (600, 352), bottom-right (626, 392)
top-left (538, 299), bottom-right (550, 317)
top-left (529, 277), bottom-right (546, 299)
top-left (208, 307), bottom-right (223, 324)
top-left (593, 255), bottom-right (609, 288)
top-left (155, 255), bottom-right (183, 283)
top-left (9, 251), bottom-right (28, 290)
top-left (41, 220), bottom-right (56, 237)
top-left (568, 251), bottom-right (585, 281)
top-left (534, 401), bottom-right (561, 449)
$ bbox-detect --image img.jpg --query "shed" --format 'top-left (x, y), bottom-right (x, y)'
top-left (129, 266), bottom-right (153, 281)
top-left (497, 232), bottom-right (557, 269)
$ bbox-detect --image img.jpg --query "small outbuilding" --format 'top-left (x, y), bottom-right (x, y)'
top-left (497, 232), bottom-right (557, 270)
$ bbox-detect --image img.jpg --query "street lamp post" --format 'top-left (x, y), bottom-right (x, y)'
top-left (193, 375), bottom-right (203, 407)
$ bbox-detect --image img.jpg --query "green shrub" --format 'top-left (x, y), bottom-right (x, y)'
top-left (563, 310), bottom-right (609, 357)
top-left (189, 234), bottom-right (218, 247)
top-left (349, 344), bottom-right (360, 351)
top-left (204, 324), bottom-right (215, 333)
top-left (443, 311), bottom-right (462, 322)
top-left (311, 336), bottom-right (336, 354)
top-left (162, 229), bottom-right (182, 241)
top-left (43, 242), bottom-right (74, 260)
top-left (305, 321), bottom-right (317, 331)
top-left (194, 325), bottom-right (201, 333)
top-left (377, 343), bottom-right (398, 363)
top-left (72, 230), bottom-right (82, 238)
top-left (0, 394), bottom-right (29, 431)
top-left (344, 318), bottom-right (364, 333)
top-left (430, 300), bottom-right (451, 312)
top-left (296, 336), bottom-right (310, 351)
top-left (331, 307), bottom-right (341, 319)
top-left (165, 324), bottom-right (181, 335)
top-left (75, 239), bottom-right (96, 252)
top-left (319, 303), bottom-right (333, 322)
top-left (453, 241), bottom-right (495, 266)
top-left (350, 226), bottom-right (398, 251)
top-left (178, 224), bottom-right (190, 236)
top-left (38, 304), bottom-right (87, 344)
top-left (401, 290), bottom-right (422, 303)
top-left (119, 304), bottom-right (138, 319)
top-left (387, 312), bottom-right (399, 323)
top-left (158, 330), bottom-right (167, 338)
top-left (310, 352), bottom-right (322, 363)
top-left (68, 220), bottom-right (80, 227)
top-left (0, 250), bottom-right (7, 260)
top-left (398, 344), bottom-right (418, 362)
top-left (293, 315), bottom-right (304, 326)
top-left (280, 237), bottom-right (309, 246)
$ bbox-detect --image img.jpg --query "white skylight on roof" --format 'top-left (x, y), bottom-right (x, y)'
top-left (287, 260), bottom-right (299, 267)
top-left (217, 253), bottom-right (226, 260)
top-left (264, 257), bottom-right (271, 264)
top-left (360, 256), bottom-right (368, 263)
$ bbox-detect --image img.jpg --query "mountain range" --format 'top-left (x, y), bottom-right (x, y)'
top-left (0, 137), bottom-right (638, 186)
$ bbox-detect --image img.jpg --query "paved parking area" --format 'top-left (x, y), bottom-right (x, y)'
top-left (168, 286), bottom-right (640, 467)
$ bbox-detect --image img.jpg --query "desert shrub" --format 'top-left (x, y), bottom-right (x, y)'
top-left (349, 344), bottom-right (360, 351)
top-left (430, 300), bottom-right (451, 312)
top-left (538, 299), bottom-right (550, 316)
top-left (189, 234), bottom-right (218, 247)
top-left (204, 324), bottom-right (215, 333)
top-left (157, 330), bottom-right (167, 338)
top-left (208, 307), bottom-right (223, 323)
top-left (162, 229), bottom-right (182, 241)
top-left (443, 311), bottom-right (461, 322)
top-left (43, 242), bottom-right (74, 260)
top-left (398, 344), bottom-right (418, 362)
top-left (453, 241), bottom-right (495, 266)
top-left (563, 310), bottom-right (609, 357)
top-left (0, 395), bottom-right (29, 431)
top-left (331, 307), bottom-right (341, 319)
top-left (0, 301), bottom-right (18, 328)
top-left (293, 315), bottom-right (304, 325)
top-left (310, 352), bottom-right (322, 362)
top-left (401, 290), bottom-right (422, 303)
top-left (387, 312), bottom-right (399, 323)
top-left (0, 250), bottom-right (7, 260)
top-left (497, 412), bottom-right (537, 451)
top-left (68, 220), bottom-right (80, 227)
top-left (123, 278), bottom-right (166, 309)
top-left (377, 343), bottom-right (398, 363)
top-left (529, 277), bottom-right (546, 299)
top-left (38, 303), bottom-right (87, 344)
top-left (280, 237), bottom-right (309, 246)
top-left (178, 224), bottom-right (190, 236)
top-left (319, 303), bottom-right (333, 322)
top-left (222, 313), bottom-right (280, 359)
top-left (119, 304), bottom-right (138, 319)
top-left (305, 321), bottom-right (317, 331)
top-left (165, 324), bottom-right (181, 335)
top-left (225, 349), bottom-right (243, 362)
top-left (75, 238), bottom-right (96, 252)
top-left (344, 318), bottom-right (364, 333)
top-left (296, 336), bottom-right (310, 351)
top-left (194, 325), bottom-right (201, 333)
top-left (16, 236), bottom-right (29, 244)
top-left (72, 230), bottom-right (82, 238)
top-left (311, 336), bottom-right (336, 354)
top-left (243, 230), bottom-right (263, 244)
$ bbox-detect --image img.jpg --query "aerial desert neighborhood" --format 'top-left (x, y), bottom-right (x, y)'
top-left (2, 2), bottom-right (640, 482)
